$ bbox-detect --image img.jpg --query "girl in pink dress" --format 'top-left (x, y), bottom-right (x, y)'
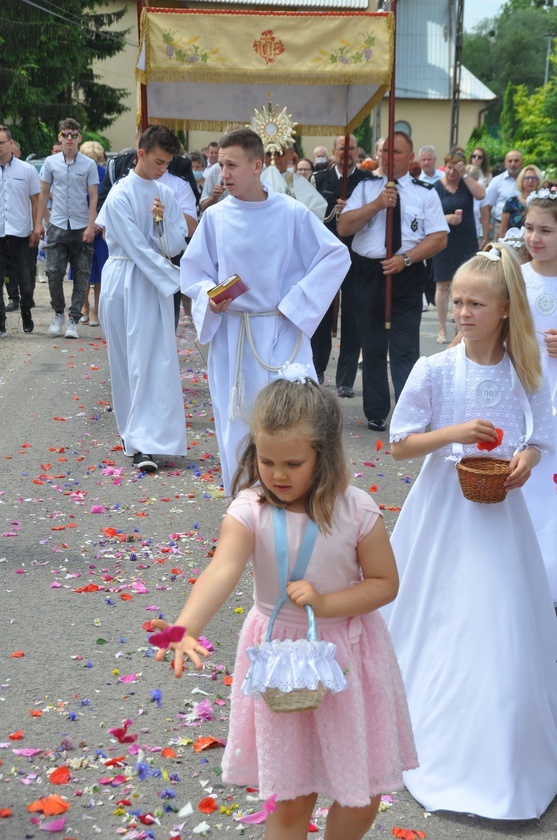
top-left (152, 377), bottom-right (417, 840)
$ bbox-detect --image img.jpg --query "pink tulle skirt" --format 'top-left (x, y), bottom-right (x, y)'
top-left (221, 606), bottom-right (418, 806)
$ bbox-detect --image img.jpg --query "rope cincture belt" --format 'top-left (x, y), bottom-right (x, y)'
top-left (226, 309), bottom-right (303, 420)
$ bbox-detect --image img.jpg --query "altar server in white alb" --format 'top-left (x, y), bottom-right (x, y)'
top-left (97, 125), bottom-right (188, 473)
top-left (181, 128), bottom-right (351, 494)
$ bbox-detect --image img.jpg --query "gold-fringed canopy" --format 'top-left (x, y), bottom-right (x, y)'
top-left (136, 7), bottom-right (394, 135)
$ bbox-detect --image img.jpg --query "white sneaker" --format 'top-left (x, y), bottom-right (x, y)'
top-left (65, 318), bottom-right (79, 339)
top-left (48, 312), bottom-right (65, 336)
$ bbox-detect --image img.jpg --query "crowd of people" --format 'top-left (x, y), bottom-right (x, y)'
top-left (2, 117), bottom-right (557, 835)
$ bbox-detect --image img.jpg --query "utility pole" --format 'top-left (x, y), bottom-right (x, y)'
top-left (450, 0), bottom-right (464, 149)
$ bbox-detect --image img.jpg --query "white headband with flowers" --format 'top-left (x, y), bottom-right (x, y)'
top-left (526, 187), bottom-right (557, 204)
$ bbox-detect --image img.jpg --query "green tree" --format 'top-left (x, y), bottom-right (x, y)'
top-left (0, 0), bottom-right (130, 155)
top-left (509, 62), bottom-right (557, 166)
top-left (354, 116), bottom-right (371, 155)
top-left (500, 82), bottom-right (520, 144)
top-left (463, 4), bottom-right (557, 126)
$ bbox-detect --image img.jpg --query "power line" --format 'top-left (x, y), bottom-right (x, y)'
top-left (14, 0), bottom-right (138, 48)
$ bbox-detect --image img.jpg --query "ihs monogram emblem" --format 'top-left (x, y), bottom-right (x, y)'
top-left (253, 30), bottom-right (285, 65)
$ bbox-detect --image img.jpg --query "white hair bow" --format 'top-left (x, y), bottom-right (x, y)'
top-left (476, 248), bottom-right (501, 261)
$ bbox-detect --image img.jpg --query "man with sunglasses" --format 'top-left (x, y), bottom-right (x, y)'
top-left (34, 118), bottom-right (99, 339)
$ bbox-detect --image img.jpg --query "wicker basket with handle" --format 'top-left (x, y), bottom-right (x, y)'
top-left (456, 457), bottom-right (511, 504)
top-left (260, 605), bottom-right (328, 714)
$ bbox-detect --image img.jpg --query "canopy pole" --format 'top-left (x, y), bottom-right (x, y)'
top-left (137, 0), bottom-right (149, 130)
top-left (384, 0), bottom-right (398, 330)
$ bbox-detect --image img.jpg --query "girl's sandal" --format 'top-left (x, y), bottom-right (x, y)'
top-left (436, 331), bottom-right (448, 344)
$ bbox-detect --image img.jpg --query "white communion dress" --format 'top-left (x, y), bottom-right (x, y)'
top-left (521, 261), bottom-right (557, 603)
top-left (386, 344), bottom-right (557, 820)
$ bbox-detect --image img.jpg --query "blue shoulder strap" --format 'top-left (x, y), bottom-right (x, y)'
top-left (266, 507), bottom-right (319, 641)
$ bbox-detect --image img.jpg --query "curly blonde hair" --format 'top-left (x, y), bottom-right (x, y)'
top-left (231, 379), bottom-right (349, 532)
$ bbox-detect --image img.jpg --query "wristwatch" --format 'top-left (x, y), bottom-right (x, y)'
top-left (402, 253), bottom-right (412, 268)
top-left (462, 173), bottom-right (469, 180)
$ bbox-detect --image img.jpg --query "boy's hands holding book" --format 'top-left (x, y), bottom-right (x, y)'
top-left (208, 296), bottom-right (232, 315)
top-left (207, 274), bottom-right (248, 315)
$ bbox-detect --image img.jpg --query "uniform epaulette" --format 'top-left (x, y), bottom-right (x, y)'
top-left (412, 178), bottom-right (433, 189)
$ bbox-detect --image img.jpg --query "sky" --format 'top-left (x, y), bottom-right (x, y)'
top-left (464, 0), bottom-right (503, 30)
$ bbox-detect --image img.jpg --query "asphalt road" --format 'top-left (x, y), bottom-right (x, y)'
top-left (0, 284), bottom-right (555, 839)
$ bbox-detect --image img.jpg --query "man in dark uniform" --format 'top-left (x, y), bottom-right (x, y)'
top-left (311, 134), bottom-right (375, 395)
top-left (337, 132), bottom-right (448, 431)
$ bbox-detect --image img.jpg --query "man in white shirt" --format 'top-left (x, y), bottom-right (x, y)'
top-left (482, 149), bottom-right (523, 245)
top-left (418, 145), bottom-right (444, 185)
top-left (203, 142), bottom-right (219, 176)
top-left (0, 125), bottom-right (40, 336)
top-left (338, 131), bottom-right (448, 431)
top-left (35, 118), bottom-right (99, 339)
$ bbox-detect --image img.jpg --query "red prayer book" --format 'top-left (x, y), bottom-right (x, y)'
top-left (207, 274), bottom-right (249, 304)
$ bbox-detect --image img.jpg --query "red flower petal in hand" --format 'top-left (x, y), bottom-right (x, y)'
top-left (477, 428), bottom-right (504, 452)
top-left (148, 625), bottom-right (186, 649)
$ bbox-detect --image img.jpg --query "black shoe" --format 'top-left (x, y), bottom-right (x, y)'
top-left (21, 311), bottom-right (34, 333)
top-left (317, 373), bottom-right (324, 385)
top-left (6, 300), bottom-right (19, 312)
top-left (337, 386), bottom-right (354, 398)
top-left (368, 418), bottom-right (386, 432)
top-left (133, 452), bottom-right (158, 472)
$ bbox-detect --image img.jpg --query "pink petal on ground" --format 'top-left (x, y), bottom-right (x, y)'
top-left (39, 816), bottom-right (66, 831)
top-left (237, 810), bottom-right (268, 824)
